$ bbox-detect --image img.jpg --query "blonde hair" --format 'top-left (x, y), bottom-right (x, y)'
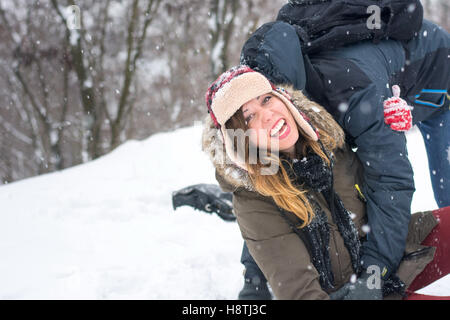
top-left (225, 108), bottom-right (338, 227)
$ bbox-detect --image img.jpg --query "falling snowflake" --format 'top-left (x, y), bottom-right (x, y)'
top-left (407, 3), bottom-right (416, 12)
top-left (362, 224), bottom-right (371, 233)
top-left (447, 146), bottom-right (450, 165)
top-left (338, 102), bottom-right (349, 113)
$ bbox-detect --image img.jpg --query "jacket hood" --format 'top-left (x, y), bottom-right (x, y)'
top-left (201, 84), bottom-right (346, 191)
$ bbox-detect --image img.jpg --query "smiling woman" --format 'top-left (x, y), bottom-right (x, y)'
top-left (202, 64), bottom-right (446, 300)
top-left (211, 66), bottom-right (344, 226)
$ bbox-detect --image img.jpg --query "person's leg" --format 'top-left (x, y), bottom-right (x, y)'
top-left (407, 207), bottom-right (450, 293)
top-left (416, 109), bottom-right (450, 207)
top-left (238, 241), bottom-right (272, 300)
top-left (240, 241), bottom-right (267, 281)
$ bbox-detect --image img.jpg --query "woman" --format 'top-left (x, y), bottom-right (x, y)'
top-left (202, 65), bottom-right (448, 299)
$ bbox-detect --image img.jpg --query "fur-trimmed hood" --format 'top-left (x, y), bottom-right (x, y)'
top-left (201, 85), bottom-right (346, 191)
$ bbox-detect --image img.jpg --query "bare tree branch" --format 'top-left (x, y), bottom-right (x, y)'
top-left (51, 0), bottom-right (99, 160)
top-left (97, 0), bottom-right (113, 125)
top-left (111, 0), bottom-right (162, 148)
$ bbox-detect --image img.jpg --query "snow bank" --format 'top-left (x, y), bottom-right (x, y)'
top-left (0, 123), bottom-right (447, 299)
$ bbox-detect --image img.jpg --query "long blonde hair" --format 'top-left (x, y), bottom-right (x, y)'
top-left (225, 108), bottom-right (338, 227)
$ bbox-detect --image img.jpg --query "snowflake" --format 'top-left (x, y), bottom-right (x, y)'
top-left (447, 146), bottom-right (450, 165)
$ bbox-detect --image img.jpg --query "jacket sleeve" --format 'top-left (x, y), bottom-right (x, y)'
top-left (345, 82), bottom-right (415, 279)
top-left (232, 189), bottom-right (329, 300)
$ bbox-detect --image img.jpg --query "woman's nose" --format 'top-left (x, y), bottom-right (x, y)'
top-left (260, 108), bottom-right (274, 125)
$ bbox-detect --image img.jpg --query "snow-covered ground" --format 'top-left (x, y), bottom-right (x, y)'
top-left (0, 123), bottom-right (448, 299)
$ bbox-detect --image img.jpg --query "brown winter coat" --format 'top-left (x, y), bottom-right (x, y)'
top-left (202, 85), bottom-right (438, 300)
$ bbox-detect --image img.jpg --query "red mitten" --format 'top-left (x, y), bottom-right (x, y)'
top-left (383, 85), bottom-right (412, 131)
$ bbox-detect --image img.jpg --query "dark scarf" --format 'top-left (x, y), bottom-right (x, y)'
top-left (279, 144), bottom-right (362, 290)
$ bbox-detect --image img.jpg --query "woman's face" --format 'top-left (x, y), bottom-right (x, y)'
top-left (241, 93), bottom-right (299, 156)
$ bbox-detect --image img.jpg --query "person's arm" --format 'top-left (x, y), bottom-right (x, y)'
top-left (240, 21), bottom-right (307, 91)
top-left (232, 189), bottom-right (329, 300)
top-left (345, 83), bottom-right (415, 279)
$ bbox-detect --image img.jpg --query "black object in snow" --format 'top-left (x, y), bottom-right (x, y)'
top-left (172, 184), bottom-right (236, 222)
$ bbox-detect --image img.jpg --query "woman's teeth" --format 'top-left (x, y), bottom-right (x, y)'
top-left (278, 123), bottom-right (288, 137)
top-left (270, 119), bottom-right (286, 137)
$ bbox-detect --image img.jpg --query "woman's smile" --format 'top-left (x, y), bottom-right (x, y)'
top-left (270, 118), bottom-right (291, 139)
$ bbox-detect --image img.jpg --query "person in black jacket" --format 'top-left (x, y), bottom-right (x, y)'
top-left (235, 8), bottom-right (449, 299)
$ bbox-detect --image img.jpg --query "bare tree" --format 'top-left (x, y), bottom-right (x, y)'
top-left (208, 0), bottom-right (239, 79)
top-left (0, 0), bottom-right (287, 184)
top-left (50, 0), bottom-right (162, 154)
top-left (109, 0), bottom-right (162, 148)
top-left (1, 1), bottom-right (67, 173)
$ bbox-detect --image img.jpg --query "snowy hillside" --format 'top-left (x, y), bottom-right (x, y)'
top-left (0, 123), bottom-right (448, 299)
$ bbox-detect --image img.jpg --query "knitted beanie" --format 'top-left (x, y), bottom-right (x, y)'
top-left (205, 65), bottom-right (318, 169)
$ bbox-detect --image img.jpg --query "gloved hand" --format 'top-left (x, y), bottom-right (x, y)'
top-left (383, 85), bottom-right (413, 131)
top-left (329, 271), bottom-right (383, 300)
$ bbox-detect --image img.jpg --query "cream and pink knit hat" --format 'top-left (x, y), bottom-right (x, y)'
top-left (205, 65), bottom-right (318, 168)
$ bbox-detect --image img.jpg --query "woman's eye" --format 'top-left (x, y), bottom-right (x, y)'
top-left (263, 96), bottom-right (271, 104)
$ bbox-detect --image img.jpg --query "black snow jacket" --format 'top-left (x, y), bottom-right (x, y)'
top-left (240, 17), bottom-right (449, 279)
